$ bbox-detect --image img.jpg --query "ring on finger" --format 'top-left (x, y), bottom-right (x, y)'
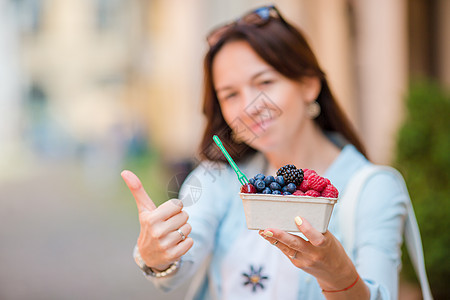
top-left (289, 250), bottom-right (297, 259)
top-left (272, 240), bottom-right (278, 245)
top-left (176, 228), bottom-right (186, 241)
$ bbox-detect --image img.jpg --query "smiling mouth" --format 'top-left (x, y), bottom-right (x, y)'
top-left (250, 117), bottom-right (275, 132)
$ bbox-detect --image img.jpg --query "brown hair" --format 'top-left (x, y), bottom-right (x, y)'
top-left (199, 19), bottom-right (367, 163)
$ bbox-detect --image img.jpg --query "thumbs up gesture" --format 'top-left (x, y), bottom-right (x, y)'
top-left (121, 170), bottom-right (194, 271)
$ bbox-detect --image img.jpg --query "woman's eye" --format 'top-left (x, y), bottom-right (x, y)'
top-left (224, 92), bottom-right (237, 100)
top-left (259, 79), bottom-right (273, 86)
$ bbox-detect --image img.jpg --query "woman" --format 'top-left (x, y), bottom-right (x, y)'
top-left (122, 5), bottom-right (407, 299)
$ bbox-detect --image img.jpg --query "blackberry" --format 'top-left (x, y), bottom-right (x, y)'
top-left (276, 164), bottom-right (304, 186)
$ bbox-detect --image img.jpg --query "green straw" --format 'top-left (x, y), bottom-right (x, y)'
top-left (213, 135), bottom-right (249, 185)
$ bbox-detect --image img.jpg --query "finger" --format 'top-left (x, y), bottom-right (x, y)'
top-left (158, 223), bottom-right (192, 254)
top-left (121, 170), bottom-right (157, 213)
top-left (172, 223), bottom-right (192, 244)
top-left (168, 237), bottom-right (194, 261)
top-left (155, 210), bottom-right (189, 237)
top-left (260, 228), bottom-right (310, 253)
top-left (295, 216), bottom-right (326, 247)
top-left (259, 230), bottom-right (304, 260)
top-left (152, 199), bottom-right (184, 222)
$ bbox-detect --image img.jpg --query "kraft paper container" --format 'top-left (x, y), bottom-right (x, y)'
top-left (239, 193), bottom-right (338, 233)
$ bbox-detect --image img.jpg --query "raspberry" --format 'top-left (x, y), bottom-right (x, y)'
top-left (293, 190), bottom-right (304, 196)
top-left (299, 179), bottom-right (309, 192)
top-left (241, 183), bottom-right (256, 193)
top-left (305, 190), bottom-right (321, 197)
top-left (303, 169), bottom-right (317, 179)
top-left (321, 184), bottom-right (339, 198)
top-left (307, 174), bottom-right (327, 192)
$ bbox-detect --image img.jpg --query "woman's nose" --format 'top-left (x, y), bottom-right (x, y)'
top-left (241, 88), bottom-right (261, 116)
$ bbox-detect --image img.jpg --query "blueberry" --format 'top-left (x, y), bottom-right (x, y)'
top-left (275, 175), bottom-right (285, 186)
top-left (264, 175), bottom-right (275, 185)
top-left (248, 178), bottom-right (255, 185)
top-left (269, 182), bottom-right (281, 191)
top-left (281, 185), bottom-right (288, 193)
top-left (272, 190), bottom-right (282, 195)
top-left (262, 187), bottom-right (272, 194)
top-left (286, 183), bottom-right (297, 193)
top-left (254, 173), bottom-right (265, 181)
top-left (254, 179), bottom-right (266, 191)
top-left (283, 191), bottom-right (292, 195)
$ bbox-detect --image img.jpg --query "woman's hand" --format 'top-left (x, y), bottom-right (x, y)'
top-left (121, 170), bottom-right (194, 271)
top-left (259, 217), bottom-right (369, 298)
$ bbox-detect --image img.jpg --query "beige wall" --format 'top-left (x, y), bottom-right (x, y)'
top-left (17, 0), bottom-right (446, 165)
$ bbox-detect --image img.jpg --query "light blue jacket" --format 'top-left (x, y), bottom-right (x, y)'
top-left (147, 145), bottom-right (408, 299)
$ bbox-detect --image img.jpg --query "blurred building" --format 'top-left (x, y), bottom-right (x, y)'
top-left (0, 0), bottom-right (23, 171)
top-left (1, 0), bottom-right (151, 168)
top-left (1, 0), bottom-right (448, 169)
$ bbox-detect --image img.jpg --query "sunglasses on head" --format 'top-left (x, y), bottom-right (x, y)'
top-left (206, 5), bottom-right (288, 47)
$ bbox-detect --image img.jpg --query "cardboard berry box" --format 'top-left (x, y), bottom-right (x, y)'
top-left (239, 193), bottom-right (338, 233)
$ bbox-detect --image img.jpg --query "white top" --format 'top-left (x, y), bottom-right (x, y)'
top-left (145, 145), bottom-right (408, 300)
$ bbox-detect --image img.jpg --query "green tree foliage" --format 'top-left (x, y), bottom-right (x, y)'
top-left (394, 80), bottom-right (450, 299)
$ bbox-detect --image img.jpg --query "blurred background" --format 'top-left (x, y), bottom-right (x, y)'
top-left (0, 0), bottom-right (449, 299)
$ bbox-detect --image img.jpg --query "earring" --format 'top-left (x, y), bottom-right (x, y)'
top-left (307, 101), bottom-right (321, 119)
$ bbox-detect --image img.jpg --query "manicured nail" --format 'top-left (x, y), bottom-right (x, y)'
top-left (295, 216), bottom-right (303, 226)
top-left (263, 231), bottom-right (273, 237)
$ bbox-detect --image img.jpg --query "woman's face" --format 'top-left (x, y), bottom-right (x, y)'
top-left (212, 40), bottom-right (320, 153)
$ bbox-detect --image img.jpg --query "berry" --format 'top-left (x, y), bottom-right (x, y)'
top-left (276, 164), bottom-right (304, 186)
top-left (272, 190), bottom-right (282, 195)
top-left (275, 175), bottom-right (285, 187)
top-left (262, 187), bottom-right (272, 194)
top-left (248, 178), bottom-right (255, 185)
top-left (308, 174), bottom-right (327, 192)
top-left (321, 184), bottom-right (339, 198)
top-left (264, 175), bottom-right (275, 186)
top-left (303, 169), bottom-right (317, 179)
top-left (241, 183), bottom-right (256, 193)
top-left (299, 179), bottom-right (309, 192)
top-left (254, 173), bottom-right (265, 181)
top-left (254, 179), bottom-right (266, 191)
top-left (286, 183), bottom-right (297, 193)
top-left (305, 190), bottom-right (321, 197)
top-left (269, 182), bottom-right (282, 191)
top-left (283, 191), bottom-right (292, 195)
top-left (293, 190), bottom-right (304, 196)
top-left (281, 185), bottom-right (288, 193)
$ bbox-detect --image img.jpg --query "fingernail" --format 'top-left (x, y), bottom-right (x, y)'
top-left (295, 216), bottom-right (303, 226)
top-left (263, 231), bottom-right (273, 237)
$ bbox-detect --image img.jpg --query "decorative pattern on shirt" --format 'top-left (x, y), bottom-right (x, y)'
top-left (242, 265), bottom-right (269, 292)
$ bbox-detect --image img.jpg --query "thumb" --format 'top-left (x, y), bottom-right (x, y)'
top-left (121, 170), bottom-right (157, 213)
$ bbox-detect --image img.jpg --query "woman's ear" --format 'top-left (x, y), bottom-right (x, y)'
top-left (300, 76), bottom-right (321, 103)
